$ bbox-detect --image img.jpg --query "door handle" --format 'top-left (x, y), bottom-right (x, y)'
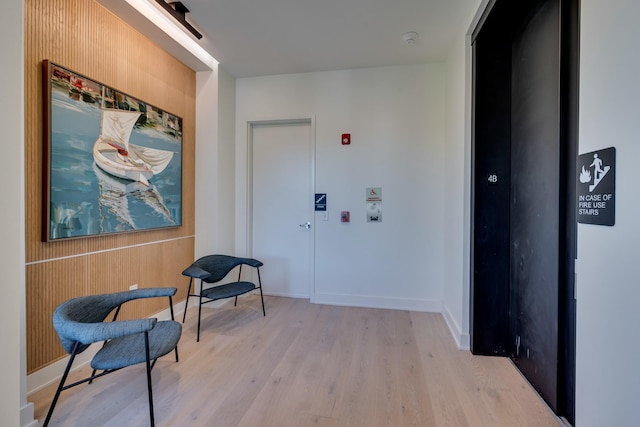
top-left (299, 221), bottom-right (311, 229)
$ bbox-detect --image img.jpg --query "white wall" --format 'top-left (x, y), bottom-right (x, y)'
top-left (2, 0), bottom-right (28, 426)
top-left (216, 67), bottom-right (237, 254)
top-left (443, 31), bottom-right (472, 349)
top-left (195, 66), bottom-right (237, 258)
top-left (236, 65), bottom-right (447, 311)
top-left (195, 68), bottom-right (219, 257)
top-left (576, 0), bottom-right (640, 425)
top-left (442, 0), bottom-right (484, 353)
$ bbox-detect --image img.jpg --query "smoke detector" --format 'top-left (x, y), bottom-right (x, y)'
top-left (402, 31), bottom-right (419, 45)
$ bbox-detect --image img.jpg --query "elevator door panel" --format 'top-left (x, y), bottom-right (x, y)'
top-left (510, 0), bottom-right (560, 411)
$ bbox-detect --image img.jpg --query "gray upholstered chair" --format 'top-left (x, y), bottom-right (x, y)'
top-left (43, 288), bottom-right (182, 427)
top-left (182, 254), bottom-right (265, 342)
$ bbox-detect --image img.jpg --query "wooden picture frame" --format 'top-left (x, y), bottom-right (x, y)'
top-left (42, 60), bottom-right (183, 241)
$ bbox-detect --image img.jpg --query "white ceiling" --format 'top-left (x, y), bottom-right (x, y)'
top-left (103, 0), bottom-right (481, 78)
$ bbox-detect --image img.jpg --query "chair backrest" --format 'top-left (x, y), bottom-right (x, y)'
top-left (52, 289), bottom-right (174, 355)
top-left (185, 254), bottom-right (263, 283)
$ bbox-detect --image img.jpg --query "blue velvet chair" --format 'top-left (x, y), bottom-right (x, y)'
top-left (43, 287), bottom-right (182, 427)
top-left (182, 254), bottom-right (265, 342)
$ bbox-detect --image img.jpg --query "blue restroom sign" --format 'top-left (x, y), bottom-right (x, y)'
top-left (315, 193), bottom-right (327, 211)
top-left (577, 147), bottom-right (615, 226)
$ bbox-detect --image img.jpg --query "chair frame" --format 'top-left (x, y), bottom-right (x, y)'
top-left (43, 289), bottom-right (180, 427)
top-left (182, 255), bottom-right (265, 342)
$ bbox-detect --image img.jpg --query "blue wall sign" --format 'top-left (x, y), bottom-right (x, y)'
top-left (315, 193), bottom-right (327, 211)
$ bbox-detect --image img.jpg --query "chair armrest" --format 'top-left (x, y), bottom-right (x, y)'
top-left (182, 265), bottom-right (212, 280)
top-left (126, 287), bottom-right (177, 299)
top-left (57, 318), bottom-right (158, 345)
top-left (239, 257), bottom-right (264, 268)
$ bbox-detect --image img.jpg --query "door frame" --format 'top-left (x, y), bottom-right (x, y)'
top-left (245, 116), bottom-right (316, 300)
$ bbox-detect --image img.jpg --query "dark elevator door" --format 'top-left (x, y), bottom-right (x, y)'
top-left (510, 0), bottom-right (561, 411)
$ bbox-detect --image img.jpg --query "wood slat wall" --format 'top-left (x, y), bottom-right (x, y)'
top-left (25, 0), bottom-right (197, 373)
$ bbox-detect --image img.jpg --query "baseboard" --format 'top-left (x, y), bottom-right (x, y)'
top-left (442, 305), bottom-right (470, 350)
top-left (20, 401), bottom-right (38, 427)
top-left (264, 291), bottom-right (310, 299)
top-left (312, 292), bottom-right (443, 313)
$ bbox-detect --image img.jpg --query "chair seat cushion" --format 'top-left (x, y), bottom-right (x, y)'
top-left (91, 320), bottom-right (182, 370)
top-left (201, 281), bottom-right (256, 301)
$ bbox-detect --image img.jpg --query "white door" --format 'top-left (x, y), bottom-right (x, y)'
top-left (250, 119), bottom-right (314, 299)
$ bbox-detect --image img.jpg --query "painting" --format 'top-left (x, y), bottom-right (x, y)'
top-left (42, 60), bottom-right (183, 241)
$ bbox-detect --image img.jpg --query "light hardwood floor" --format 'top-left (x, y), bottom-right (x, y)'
top-left (30, 296), bottom-right (562, 427)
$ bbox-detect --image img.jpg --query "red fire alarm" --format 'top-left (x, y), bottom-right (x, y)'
top-left (341, 211), bottom-right (350, 222)
top-left (341, 133), bottom-right (351, 145)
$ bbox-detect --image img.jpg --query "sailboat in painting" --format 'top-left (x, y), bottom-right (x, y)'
top-left (92, 162), bottom-right (175, 231)
top-left (92, 97), bottom-right (173, 187)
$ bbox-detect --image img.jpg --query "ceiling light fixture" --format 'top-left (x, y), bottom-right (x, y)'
top-left (122, 0), bottom-right (217, 70)
top-left (402, 31), bottom-right (419, 45)
top-left (153, 0), bottom-right (202, 39)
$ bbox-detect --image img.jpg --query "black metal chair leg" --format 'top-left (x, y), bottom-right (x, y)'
top-left (144, 332), bottom-right (155, 427)
top-left (43, 342), bottom-right (80, 427)
top-left (169, 296), bottom-right (175, 321)
top-left (89, 367), bottom-right (97, 384)
top-left (235, 266), bottom-right (242, 307)
top-left (167, 295), bottom-right (179, 361)
top-left (182, 278), bottom-right (193, 323)
top-left (257, 268), bottom-right (266, 316)
top-left (197, 280), bottom-right (204, 342)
